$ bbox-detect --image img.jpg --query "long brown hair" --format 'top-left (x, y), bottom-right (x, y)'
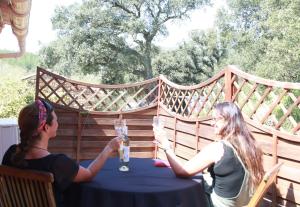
top-left (215, 102), bottom-right (264, 187)
top-left (11, 100), bottom-right (54, 167)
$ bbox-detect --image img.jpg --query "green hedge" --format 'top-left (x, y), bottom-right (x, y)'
top-left (0, 63), bottom-right (34, 118)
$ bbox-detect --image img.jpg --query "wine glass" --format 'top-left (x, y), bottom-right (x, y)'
top-left (114, 119), bottom-right (127, 138)
top-left (152, 116), bottom-right (165, 144)
top-left (153, 116), bottom-right (165, 129)
top-left (114, 119), bottom-right (128, 167)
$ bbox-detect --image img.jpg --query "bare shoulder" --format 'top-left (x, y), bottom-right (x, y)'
top-left (203, 141), bottom-right (224, 163)
top-left (205, 141), bottom-right (224, 151)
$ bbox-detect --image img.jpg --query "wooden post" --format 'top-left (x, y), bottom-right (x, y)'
top-left (154, 78), bottom-right (162, 159)
top-left (173, 117), bottom-right (177, 151)
top-left (76, 112), bottom-right (82, 163)
top-left (195, 121), bottom-right (199, 154)
top-left (272, 134), bottom-right (278, 207)
top-left (157, 77), bottom-right (162, 109)
top-left (35, 67), bottom-right (40, 100)
top-left (118, 110), bottom-right (123, 120)
top-left (225, 68), bottom-right (233, 102)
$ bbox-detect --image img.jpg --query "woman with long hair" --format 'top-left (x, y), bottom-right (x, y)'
top-left (153, 102), bottom-right (264, 207)
top-left (2, 99), bottom-right (121, 207)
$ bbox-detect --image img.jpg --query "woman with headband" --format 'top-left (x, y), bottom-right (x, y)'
top-left (2, 99), bottom-right (122, 207)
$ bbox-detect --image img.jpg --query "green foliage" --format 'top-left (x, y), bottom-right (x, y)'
top-left (0, 63), bottom-right (34, 118)
top-left (216, 0), bottom-right (300, 83)
top-left (39, 0), bottom-right (210, 83)
top-left (274, 90), bottom-right (300, 122)
top-left (37, 0), bottom-right (300, 86)
top-left (0, 50), bottom-right (40, 72)
top-left (153, 30), bottom-right (226, 84)
top-left (291, 90), bottom-right (300, 123)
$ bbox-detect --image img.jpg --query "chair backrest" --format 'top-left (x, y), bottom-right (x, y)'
top-left (247, 162), bottom-right (283, 207)
top-left (0, 165), bottom-right (56, 207)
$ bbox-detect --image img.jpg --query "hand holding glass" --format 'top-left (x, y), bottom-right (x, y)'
top-left (153, 116), bottom-right (165, 129)
top-left (114, 119), bottom-right (127, 137)
top-left (153, 116), bottom-right (165, 144)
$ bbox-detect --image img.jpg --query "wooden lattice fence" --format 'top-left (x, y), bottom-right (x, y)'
top-left (36, 67), bottom-right (159, 160)
top-left (156, 66), bottom-right (300, 206)
top-left (36, 66), bottom-right (300, 206)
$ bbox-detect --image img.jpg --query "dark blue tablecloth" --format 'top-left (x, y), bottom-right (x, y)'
top-left (64, 158), bottom-right (208, 207)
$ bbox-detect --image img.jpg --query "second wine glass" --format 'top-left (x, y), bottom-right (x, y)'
top-left (152, 116), bottom-right (165, 144)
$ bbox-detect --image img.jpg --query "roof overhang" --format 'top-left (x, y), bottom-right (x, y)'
top-left (0, 0), bottom-right (32, 58)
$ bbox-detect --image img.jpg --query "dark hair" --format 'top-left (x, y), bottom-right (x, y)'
top-left (11, 100), bottom-right (54, 167)
top-left (215, 102), bottom-right (264, 187)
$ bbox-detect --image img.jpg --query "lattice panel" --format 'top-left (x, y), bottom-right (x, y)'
top-left (231, 74), bottom-right (300, 136)
top-left (36, 68), bottom-right (159, 112)
top-left (159, 75), bottom-right (226, 119)
top-left (159, 67), bottom-right (300, 136)
top-left (36, 67), bottom-right (300, 136)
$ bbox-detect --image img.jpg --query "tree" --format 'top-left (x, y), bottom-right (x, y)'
top-left (153, 29), bottom-right (226, 84)
top-left (215, 0), bottom-right (300, 82)
top-left (255, 0), bottom-right (300, 82)
top-left (39, 0), bottom-right (210, 83)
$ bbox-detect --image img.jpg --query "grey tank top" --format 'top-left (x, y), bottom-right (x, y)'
top-left (205, 141), bottom-right (253, 207)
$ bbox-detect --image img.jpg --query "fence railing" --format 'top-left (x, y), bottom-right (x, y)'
top-left (36, 67), bottom-right (159, 113)
top-left (36, 66), bottom-right (300, 206)
top-left (156, 66), bottom-right (300, 139)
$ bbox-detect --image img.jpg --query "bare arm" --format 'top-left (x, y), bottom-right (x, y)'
top-left (73, 137), bottom-right (121, 182)
top-left (165, 142), bottom-right (223, 177)
top-left (154, 127), bottom-right (224, 177)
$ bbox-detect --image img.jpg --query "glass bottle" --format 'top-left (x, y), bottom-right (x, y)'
top-left (119, 134), bottom-right (130, 172)
top-left (119, 126), bottom-right (130, 171)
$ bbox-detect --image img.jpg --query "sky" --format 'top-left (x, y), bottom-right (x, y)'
top-left (0, 0), bottom-right (225, 53)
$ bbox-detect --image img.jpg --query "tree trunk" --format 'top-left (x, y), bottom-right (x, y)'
top-left (143, 41), bottom-right (153, 80)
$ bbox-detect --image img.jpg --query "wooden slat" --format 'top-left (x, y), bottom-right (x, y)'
top-left (276, 161), bottom-right (300, 183)
top-left (176, 132), bottom-right (197, 149)
top-left (277, 139), bottom-right (300, 161)
top-left (197, 124), bottom-right (215, 140)
top-left (29, 180), bottom-right (39, 207)
top-left (277, 182), bottom-right (300, 204)
top-left (175, 120), bottom-right (197, 135)
top-left (0, 177), bottom-right (11, 206)
top-left (174, 144), bottom-right (195, 160)
top-left (261, 89), bottom-right (288, 124)
top-left (225, 69), bottom-right (233, 101)
top-left (275, 96), bottom-right (300, 129)
top-left (0, 166), bottom-right (55, 207)
top-left (23, 179), bottom-right (34, 207)
top-left (7, 177), bottom-right (19, 207)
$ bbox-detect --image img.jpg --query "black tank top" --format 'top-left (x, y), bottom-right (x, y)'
top-left (208, 141), bottom-right (245, 198)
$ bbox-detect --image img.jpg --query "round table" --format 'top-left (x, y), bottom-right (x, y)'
top-left (64, 158), bottom-right (208, 207)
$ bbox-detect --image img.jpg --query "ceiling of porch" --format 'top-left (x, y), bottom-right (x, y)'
top-left (0, 0), bottom-right (32, 58)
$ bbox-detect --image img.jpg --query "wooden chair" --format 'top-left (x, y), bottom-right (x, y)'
top-left (0, 165), bottom-right (56, 207)
top-left (247, 162), bottom-right (283, 207)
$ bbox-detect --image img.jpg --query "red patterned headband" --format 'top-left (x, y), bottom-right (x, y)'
top-left (35, 100), bottom-right (47, 133)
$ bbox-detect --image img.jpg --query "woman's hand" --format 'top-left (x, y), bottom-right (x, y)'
top-left (75, 136), bottom-right (122, 182)
top-left (153, 127), bottom-right (171, 150)
top-left (107, 137), bottom-right (122, 152)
